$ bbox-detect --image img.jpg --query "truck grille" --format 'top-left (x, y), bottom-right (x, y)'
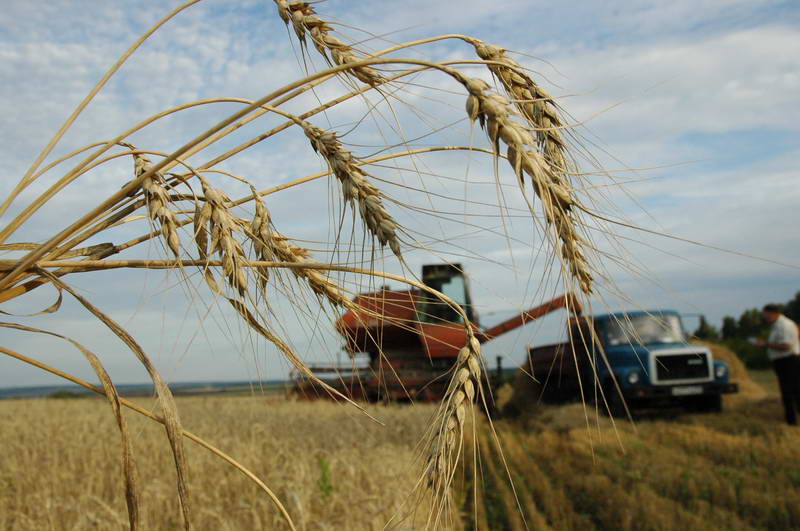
top-left (655, 353), bottom-right (709, 382)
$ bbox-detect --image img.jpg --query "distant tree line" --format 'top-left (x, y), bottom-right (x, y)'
top-left (693, 291), bottom-right (800, 369)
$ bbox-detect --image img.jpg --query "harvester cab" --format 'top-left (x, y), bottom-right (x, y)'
top-left (416, 263), bottom-right (474, 325)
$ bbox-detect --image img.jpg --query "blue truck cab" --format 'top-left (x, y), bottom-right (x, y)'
top-left (526, 310), bottom-right (738, 414)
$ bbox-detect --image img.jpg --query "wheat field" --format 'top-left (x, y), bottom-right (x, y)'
top-left (0, 396), bottom-right (438, 530)
top-left (2, 369), bottom-right (798, 531)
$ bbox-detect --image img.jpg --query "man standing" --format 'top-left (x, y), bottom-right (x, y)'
top-left (757, 304), bottom-right (800, 425)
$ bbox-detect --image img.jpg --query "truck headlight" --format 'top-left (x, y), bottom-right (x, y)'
top-left (715, 364), bottom-right (728, 379)
top-left (627, 371), bottom-right (640, 385)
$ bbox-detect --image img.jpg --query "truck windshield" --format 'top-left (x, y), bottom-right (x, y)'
top-left (605, 314), bottom-right (684, 346)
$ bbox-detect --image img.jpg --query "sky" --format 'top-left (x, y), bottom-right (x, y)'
top-left (0, 0), bottom-right (798, 388)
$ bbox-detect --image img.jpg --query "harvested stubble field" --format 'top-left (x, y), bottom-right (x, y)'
top-left (2, 369), bottom-right (799, 531)
top-left (462, 385), bottom-right (800, 530)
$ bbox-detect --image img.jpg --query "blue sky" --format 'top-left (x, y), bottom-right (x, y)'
top-left (0, 0), bottom-right (798, 388)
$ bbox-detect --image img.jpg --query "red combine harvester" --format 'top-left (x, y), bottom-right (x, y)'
top-left (292, 263), bottom-right (581, 402)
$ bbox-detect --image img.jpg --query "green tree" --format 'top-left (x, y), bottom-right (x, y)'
top-left (783, 292), bottom-right (800, 323)
top-left (693, 316), bottom-right (720, 341)
top-left (721, 316), bottom-right (738, 339)
top-left (737, 308), bottom-right (764, 339)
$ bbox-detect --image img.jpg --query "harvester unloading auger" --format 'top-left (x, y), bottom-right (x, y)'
top-left (292, 263), bottom-right (582, 402)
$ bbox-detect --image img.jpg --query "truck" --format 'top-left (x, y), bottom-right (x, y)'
top-left (524, 310), bottom-right (739, 415)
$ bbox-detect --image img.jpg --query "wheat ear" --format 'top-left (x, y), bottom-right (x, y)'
top-left (302, 122), bottom-right (403, 259)
top-left (248, 189), bottom-right (351, 308)
top-left (121, 143), bottom-right (180, 257)
top-left (464, 77), bottom-right (593, 294)
top-left (249, 192), bottom-right (273, 292)
top-left (425, 333), bottom-right (482, 492)
top-left (273, 0), bottom-right (384, 86)
top-left (194, 180), bottom-right (248, 296)
top-left (472, 41), bottom-right (570, 172)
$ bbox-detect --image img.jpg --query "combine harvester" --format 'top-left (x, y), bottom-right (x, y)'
top-left (292, 263), bottom-right (581, 402)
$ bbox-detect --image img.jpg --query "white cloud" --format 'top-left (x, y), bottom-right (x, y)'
top-left (546, 25), bottom-right (800, 142)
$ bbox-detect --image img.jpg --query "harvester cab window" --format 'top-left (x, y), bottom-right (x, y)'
top-left (418, 263), bottom-right (472, 324)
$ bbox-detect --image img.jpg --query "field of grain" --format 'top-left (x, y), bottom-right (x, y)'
top-left (0, 397), bottom-right (437, 530)
top-left (2, 371), bottom-right (798, 530)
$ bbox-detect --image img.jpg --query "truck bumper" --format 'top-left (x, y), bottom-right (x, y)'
top-left (624, 381), bottom-right (738, 400)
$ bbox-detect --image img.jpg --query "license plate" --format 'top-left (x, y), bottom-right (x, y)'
top-left (672, 385), bottom-right (703, 396)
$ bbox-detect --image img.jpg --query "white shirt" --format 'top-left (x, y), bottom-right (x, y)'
top-left (768, 314), bottom-right (800, 360)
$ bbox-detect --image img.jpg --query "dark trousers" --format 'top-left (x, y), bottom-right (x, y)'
top-left (772, 355), bottom-right (800, 425)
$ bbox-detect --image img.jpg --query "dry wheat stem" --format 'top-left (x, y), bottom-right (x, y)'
top-left (11, 260), bottom-right (466, 305)
top-left (1, 147), bottom-right (199, 293)
top-left (7, 98), bottom-right (253, 229)
top-left (0, 57), bottom-right (453, 290)
top-left (0, 98), bottom-right (284, 256)
top-left (0, 242), bottom-right (113, 259)
top-left (38, 271), bottom-right (192, 530)
top-left (0, 148), bottom-right (141, 248)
